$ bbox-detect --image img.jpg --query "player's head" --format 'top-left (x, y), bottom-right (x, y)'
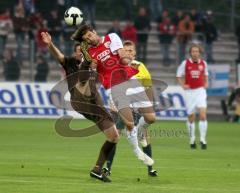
top-left (71, 24), bottom-right (100, 46)
top-left (123, 40), bottom-right (136, 60)
top-left (189, 44), bottom-right (203, 62)
top-left (73, 43), bottom-right (83, 60)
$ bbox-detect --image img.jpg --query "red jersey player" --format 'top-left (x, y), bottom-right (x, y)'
top-left (176, 44), bottom-right (209, 149)
top-left (71, 25), bottom-right (155, 168)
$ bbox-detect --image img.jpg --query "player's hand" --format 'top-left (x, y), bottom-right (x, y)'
top-left (80, 41), bottom-right (92, 63)
top-left (204, 82), bottom-right (209, 88)
top-left (90, 60), bottom-right (97, 69)
top-left (182, 84), bottom-right (190, 90)
top-left (41, 32), bottom-right (52, 45)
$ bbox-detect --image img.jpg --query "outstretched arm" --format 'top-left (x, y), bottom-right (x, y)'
top-left (41, 32), bottom-right (65, 64)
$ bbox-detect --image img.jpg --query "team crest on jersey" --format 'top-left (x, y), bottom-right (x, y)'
top-left (104, 41), bottom-right (110, 48)
top-left (198, 65), bottom-right (204, 71)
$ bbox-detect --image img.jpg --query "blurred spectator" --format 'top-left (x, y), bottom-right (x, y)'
top-left (122, 20), bottom-right (137, 44)
top-left (177, 14), bottom-right (195, 63)
top-left (158, 17), bottom-right (176, 66)
top-left (47, 9), bottom-right (62, 48)
top-left (28, 11), bottom-right (44, 41)
top-left (35, 55), bottom-right (49, 82)
top-left (190, 9), bottom-right (202, 32)
top-left (190, 9), bottom-right (206, 42)
top-left (65, 0), bottom-right (79, 8)
top-left (56, 0), bottom-right (65, 17)
top-left (82, 0), bottom-right (96, 27)
top-left (235, 23), bottom-right (240, 62)
top-left (63, 24), bottom-right (75, 56)
top-left (122, 0), bottom-right (133, 20)
top-left (35, 21), bottom-right (48, 55)
top-left (171, 10), bottom-right (183, 28)
top-left (12, 4), bottom-right (29, 63)
top-left (202, 16), bottom-right (217, 63)
top-left (22, 0), bottom-right (35, 17)
top-left (134, 7), bottom-right (151, 63)
top-left (157, 9), bottom-right (169, 23)
top-left (0, 9), bottom-right (13, 59)
top-left (107, 19), bottom-right (122, 38)
top-left (3, 49), bottom-right (20, 81)
top-left (35, 0), bottom-right (56, 18)
top-left (221, 87), bottom-right (240, 122)
top-left (149, 0), bottom-right (162, 22)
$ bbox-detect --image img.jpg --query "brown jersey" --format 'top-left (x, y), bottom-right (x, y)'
top-left (60, 56), bottom-right (114, 131)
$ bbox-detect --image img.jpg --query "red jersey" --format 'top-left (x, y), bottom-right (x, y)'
top-left (176, 58), bottom-right (208, 89)
top-left (88, 33), bottom-right (138, 89)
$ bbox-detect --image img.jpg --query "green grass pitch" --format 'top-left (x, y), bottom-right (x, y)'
top-left (0, 119), bottom-right (240, 193)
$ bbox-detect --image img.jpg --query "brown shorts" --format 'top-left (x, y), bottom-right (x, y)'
top-left (70, 88), bottom-right (114, 131)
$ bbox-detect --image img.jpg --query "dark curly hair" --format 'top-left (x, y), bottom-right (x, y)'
top-left (71, 24), bottom-right (94, 42)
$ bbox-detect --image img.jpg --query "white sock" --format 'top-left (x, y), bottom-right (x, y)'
top-left (186, 121), bottom-right (195, 144)
top-left (126, 127), bottom-right (143, 157)
top-left (199, 120), bottom-right (208, 144)
top-left (136, 116), bottom-right (149, 137)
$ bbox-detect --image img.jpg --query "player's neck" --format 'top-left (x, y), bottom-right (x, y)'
top-left (191, 58), bottom-right (200, 63)
top-left (96, 37), bottom-right (102, 46)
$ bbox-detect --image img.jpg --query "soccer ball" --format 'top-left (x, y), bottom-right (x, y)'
top-left (64, 7), bottom-right (83, 26)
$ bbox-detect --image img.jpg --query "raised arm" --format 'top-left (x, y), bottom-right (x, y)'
top-left (41, 32), bottom-right (65, 64)
top-left (109, 33), bottom-right (131, 65)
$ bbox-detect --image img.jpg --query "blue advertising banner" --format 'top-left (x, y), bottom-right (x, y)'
top-left (0, 83), bottom-right (187, 120)
top-left (207, 64), bottom-right (230, 96)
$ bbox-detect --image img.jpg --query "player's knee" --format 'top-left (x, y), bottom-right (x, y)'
top-left (188, 114), bottom-right (195, 122)
top-left (108, 129), bottom-right (119, 143)
top-left (124, 121), bottom-right (134, 130)
top-left (144, 113), bottom-right (156, 124)
top-left (111, 131), bottom-right (120, 143)
top-left (199, 114), bottom-right (206, 121)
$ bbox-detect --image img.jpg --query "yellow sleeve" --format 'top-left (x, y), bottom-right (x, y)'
top-left (134, 62), bottom-right (152, 87)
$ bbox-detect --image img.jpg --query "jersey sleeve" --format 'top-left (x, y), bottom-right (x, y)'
top-left (108, 33), bottom-right (123, 53)
top-left (176, 61), bottom-right (186, 77)
top-left (204, 61), bottom-right (209, 76)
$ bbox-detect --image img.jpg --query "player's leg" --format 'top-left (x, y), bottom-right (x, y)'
top-left (185, 89), bottom-right (197, 149)
top-left (110, 81), bottom-right (154, 165)
top-left (198, 107), bottom-right (208, 149)
top-left (88, 93), bottom-right (120, 182)
top-left (90, 123), bottom-right (119, 182)
top-left (118, 107), bottom-right (154, 166)
top-left (135, 86), bottom-right (156, 138)
top-left (137, 106), bottom-right (156, 138)
top-left (132, 111), bottom-right (157, 176)
top-left (104, 112), bottom-right (124, 175)
top-left (142, 129), bottom-right (158, 177)
top-left (197, 88), bottom-right (208, 149)
top-left (187, 113), bottom-right (196, 149)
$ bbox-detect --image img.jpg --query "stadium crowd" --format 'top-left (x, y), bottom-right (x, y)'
top-left (0, 0), bottom-right (220, 81)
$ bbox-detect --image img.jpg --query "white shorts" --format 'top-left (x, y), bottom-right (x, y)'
top-left (185, 87), bottom-right (207, 115)
top-left (106, 78), bottom-right (153, 111)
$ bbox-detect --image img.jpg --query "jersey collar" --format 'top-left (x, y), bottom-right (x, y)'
top-left (189, 58), bottom-right (201, 64)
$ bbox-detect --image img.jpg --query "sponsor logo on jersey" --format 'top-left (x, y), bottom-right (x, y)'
top-left (97, 50), bottom-right (110, 61)
top-left (190, 70), bottom-right (200, 78)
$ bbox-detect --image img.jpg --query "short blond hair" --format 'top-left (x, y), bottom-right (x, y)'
top-left (123, 40), bottom-right (135, 47)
